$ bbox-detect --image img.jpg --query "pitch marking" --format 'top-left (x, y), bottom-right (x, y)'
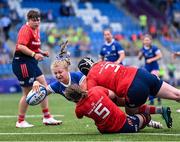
top-left (0, 114), bottom-right (64, 118)
top-left (0, 132), bottom-right (179, 136)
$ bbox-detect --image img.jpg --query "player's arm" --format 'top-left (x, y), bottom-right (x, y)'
top-left (99, 47), bottom-right (105, 61)
top-left (173, 51), bottom-right (180, 59)
top-left (147, 50), bottom-right (162, 63)
top-left (32, 81), bottom-right (51, 95)
top-left (17, 44), bottom-right (44, 61)
top-left (79, 77), bottom-right (87, 91)
top-left (17, 44), bottom-right (37, 57)
top-left (98, 54), bottom-right (104, 62)
top-left (38, 49), bottom-right (49, 57)
top-left (108, 89), bottom-right (125, 106)
top-left (114, 43), bottom-right (125, 64)
top-left (115, 51), bottom-right (125, 64)
top-left (75, 108), bottom-right (83, 119)
top-left (138, 51), bottom-right (143, 60)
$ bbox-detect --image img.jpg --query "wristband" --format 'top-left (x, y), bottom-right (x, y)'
top-left (31, 52), bottom-right (36, 57)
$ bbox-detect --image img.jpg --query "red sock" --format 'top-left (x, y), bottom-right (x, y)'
top-left (18, 114), bottom-right (25, 123)
top-left (42, 108), bottom-right (51, 118)
top-left (138, 104), bottom-right (156, 114)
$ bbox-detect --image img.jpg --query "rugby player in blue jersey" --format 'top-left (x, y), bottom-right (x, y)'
top-left (99, 29), bottom-right (125, 64)
top-left (32, 43), bottom-right (86, 124)
top-left (138, 34), bottom-right (162, 105)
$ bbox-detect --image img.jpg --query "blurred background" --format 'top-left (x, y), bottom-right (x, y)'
top-left (0, 0), bottom-right (180, 94)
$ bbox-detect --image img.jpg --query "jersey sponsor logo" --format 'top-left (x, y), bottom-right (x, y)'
top-left (29, 77), bottom-right (35, 84)
top-left (19, 81), bottom-right (25, 85)
top-left (32, 41), bottom-right (41, 45)
top-left (112, 45), bottom-right (116, 51)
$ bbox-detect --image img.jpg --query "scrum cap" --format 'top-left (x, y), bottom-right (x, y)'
top-left (78, 57), bottom-right (94, 76)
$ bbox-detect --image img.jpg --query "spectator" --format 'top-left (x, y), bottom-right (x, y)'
top-left (0, 39), bottom-right (11, 64)
top-left (0, 14), bottom-right (11, 41)
top-left (139, 14), bottom-right (147, 33)
top-left (59, 0), bottom-right (75, 16)
top-left (47, 9), bottom-right (53, 22)
top-left (167, 62), bottom-right (176, 87)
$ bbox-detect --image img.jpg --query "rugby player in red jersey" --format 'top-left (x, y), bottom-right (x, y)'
top-left (12, 10), bottom-right (61, 128)
top-left (78, 57), bottom-right (180, 128)
top-left (65, 84), bottom-right (151, 133)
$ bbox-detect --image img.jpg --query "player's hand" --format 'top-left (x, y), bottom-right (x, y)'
top-left (146, 59), bottom-right (152, 64)
top-left (32, 81), bottom-right (41, 92)
top-left (41, 51), bottom-right (49, 57)
top-left (34, 53), bottom-right (44, 61)
top-left (172, 53), bottom-right (177, 59)
top-left (114, 60), bottom-right (120, 65)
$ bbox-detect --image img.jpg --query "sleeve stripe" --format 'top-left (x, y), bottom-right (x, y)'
top-left (79, 75), bottom-right (86, 85)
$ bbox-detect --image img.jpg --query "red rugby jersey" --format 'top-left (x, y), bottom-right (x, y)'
top-left (75, 86), bottom-right (126, 133)
top-left (87, 61), bottom-right (138, 98)
top-left (16, 23), bottom-right (41, 52)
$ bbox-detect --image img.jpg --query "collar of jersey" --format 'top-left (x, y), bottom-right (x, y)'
top-left (104, 39), bottom-right (115, 46)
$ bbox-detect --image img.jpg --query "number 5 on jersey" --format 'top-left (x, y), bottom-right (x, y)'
top-left (94, 103), bottom-right (110, 119)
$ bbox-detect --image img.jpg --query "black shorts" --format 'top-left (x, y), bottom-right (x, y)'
top-left (118, 115), bottom-right (139, 133)
top-left (125, 69), bottom-right (163, 108)
top-left (12, 54), bottom-right (42, 87)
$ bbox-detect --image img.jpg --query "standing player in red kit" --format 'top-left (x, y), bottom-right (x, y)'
top-left (65, 84), bottom-right (151, 133)
top-left (12, 10), bottom-right (61, 128)
top-left (78, 57), bottom-right (180, 128)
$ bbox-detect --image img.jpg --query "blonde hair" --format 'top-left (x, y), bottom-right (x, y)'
top-left (51, 59), bottom-right (70, 71)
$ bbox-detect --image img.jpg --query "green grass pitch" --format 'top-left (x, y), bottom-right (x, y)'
top-left (0, 94), bottom-right (179, 141)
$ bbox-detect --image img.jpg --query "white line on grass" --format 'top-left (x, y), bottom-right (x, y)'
top-left (0, 114), bottom-right (64, 118)
top-left (0, 132), bottom-right (179, 136)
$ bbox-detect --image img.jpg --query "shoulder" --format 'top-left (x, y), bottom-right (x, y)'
top-left (70, 71), bottom-right (84, 77)
top-left (19, 24), bottom-right (29, 31)
top-left (152, 45), bottom-right (159, 50)
top-left (49, 81), bottom-right (62, 88)
top-left (19, 24), bottom-right (31, 34)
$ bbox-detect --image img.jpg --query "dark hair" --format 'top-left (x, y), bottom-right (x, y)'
top-left (78, 57), bottom-right (94, 76)
top-left (27, 10), bottom-right (40, 20)
top-left (65, 84), bottom-right (87, 102)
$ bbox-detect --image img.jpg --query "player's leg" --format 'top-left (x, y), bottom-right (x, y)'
top-left (125, 106), bottom-right (163, 129)
top-left (156, 81), bottom-right (180, 101)
top-left (36, 74), bottom-right (62, 125)
top-left (12, 59), bottom-right (35, 128)
top-left (136, 113), bottom-right (151, 129)
top-left (125, 69), bottom-right (172, 128)
top-left (126, 104), bottom-right (164, 115)
top-left (151, 69), bottom-right (161, 105)
top-left (118, 113), bottom-right (151, 133)
top-left (16, 86), bottom-right (34, 128)
top-left (142, 73), bottom-right (174, 128)
top-left (136, 104), bottom-right (171, 128)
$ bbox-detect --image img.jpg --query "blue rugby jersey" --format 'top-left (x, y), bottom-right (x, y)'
top-left (140, 45), bottom-right (161, 72)
top-left (100, 39), bottom-right (124, 63)
top-left (48, 71), bottom-right (85, 99)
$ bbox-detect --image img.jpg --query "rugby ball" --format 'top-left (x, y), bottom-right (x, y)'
top-left (26, 86), bottom-right (47, 106)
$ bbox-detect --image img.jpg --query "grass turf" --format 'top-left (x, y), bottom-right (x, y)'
top-left (0, 94), bottom-right (179, 141)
